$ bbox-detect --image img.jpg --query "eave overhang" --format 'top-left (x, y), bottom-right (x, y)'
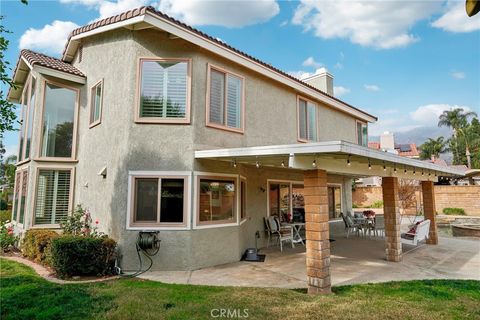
top-left (195, 141), bottom-right (466, 182)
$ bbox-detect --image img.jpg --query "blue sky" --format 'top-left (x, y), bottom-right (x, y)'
top-left (2, 0), bottom-right (480, 157)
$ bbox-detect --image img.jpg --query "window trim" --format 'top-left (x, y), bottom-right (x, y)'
top-left (89, 79), bottom-right (104, 128)
top-left (355, 120), bottom-right (368, 146)
top-left (135, 57), bottom-right (192, 124)
top-left (37, 79), bottom-right (80, 162)
top-left (126, 171), bottom-right (192, 230)
top-left (205, 63), bottom-right (245, 134)
top-left (239, 176), bottom-right (247, 224)
top-left (32, 165), bottom-right (75, 228)
top-left (194, 172), bottom-right (239, 229)
top-left (266, 179), bottom-right (304, 219)
top-left (296, 95), bottom-right (318, 143)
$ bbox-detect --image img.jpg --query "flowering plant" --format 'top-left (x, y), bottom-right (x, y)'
top-left (61, 205), bottom-right (104, 238)
top-left (363, 210), bottom-right (376, 218)
top-left (0, 221), bottom-right (18, 252)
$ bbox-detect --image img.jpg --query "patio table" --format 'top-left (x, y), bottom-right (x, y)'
top-left (285, 222), bottom-right (305, 245)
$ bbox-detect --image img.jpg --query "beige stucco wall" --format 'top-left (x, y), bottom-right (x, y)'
top-left (16, 27), bottom-right (364, 271)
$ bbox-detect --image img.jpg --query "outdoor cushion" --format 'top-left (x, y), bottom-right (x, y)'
top-left (401, 233), bottom-right (416, 240)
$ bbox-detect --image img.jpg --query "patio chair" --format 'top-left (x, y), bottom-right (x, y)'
top-left (372, 215), bottom-right (385, 237)
top-left (340, 212), bottom-right (363, 238)
top-left (401, 219), bottom-right (430, 246)
top-left (265, 216), bottom-right (294, 252)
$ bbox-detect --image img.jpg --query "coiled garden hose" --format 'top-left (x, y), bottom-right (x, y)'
top-left (117, 232), bottom-right (161, 277)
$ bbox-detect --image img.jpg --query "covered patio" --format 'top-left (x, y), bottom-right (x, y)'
top-left (194, 141), bottom-right (466, 294)
top-left (140, 229), bottom-right (480, 288)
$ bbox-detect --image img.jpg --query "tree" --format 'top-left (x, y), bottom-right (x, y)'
top-left (0, 1), bottom-right (28, 134)
top-left (398, 179), bottom-right (418, 215)
top-left (419, 137), bottom-right (448, 160)
top-left (438, 108), bottom-right (478, 168)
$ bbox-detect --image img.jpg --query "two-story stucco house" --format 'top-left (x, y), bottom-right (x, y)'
top-left (7, 7), bottom-right (462, 294)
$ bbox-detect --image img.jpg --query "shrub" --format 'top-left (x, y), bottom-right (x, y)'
top-left (61, 205), bottom-right (103, 237)
top-left (22, 230), bottom-right (59, 263)
top-left (371, 200), bottom-right (384, 208)
top-left (0, 223), bottom-right (17, 252)
top-left (0, 210), bottom-right (12, 224)
top-left (0, 199), bottom-right (7, 210)
top-left (49, 236), bottom-right (117, 278)
top-left (442, 208), bottom-right (466, 215)
top-left (352, 204), bottom-right (359, 208)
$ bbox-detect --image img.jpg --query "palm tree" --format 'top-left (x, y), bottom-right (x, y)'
top-left (419, 137), bottom-right (448, 160)
top-left (438, 108), bottom-right (478, 168)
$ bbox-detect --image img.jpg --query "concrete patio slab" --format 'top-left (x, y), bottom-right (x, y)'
top-left (139, 235), bottom-right (480, 288)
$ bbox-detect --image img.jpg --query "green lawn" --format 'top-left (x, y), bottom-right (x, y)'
top-left (1, 258), bottom-right (479, 320)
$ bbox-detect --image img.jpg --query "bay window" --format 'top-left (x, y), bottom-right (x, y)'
top-left (298, 97), bottom-right (317, 142)
top-left (34, 168), bottom-right (73, 225)
top-left (40, 82), bottom-right (78, 159)
top-left (130, 174), bottom-right (188, 227)
top-left (198, 176), bottom-right (236, 225)
top-left (137, 58), bottom-right (190, 123)
top-left (12, 169), bottom-right (28, 224)
top-left (207, 65), bottom-right (244, 132)
top-left (18, 76), bottom-right (36, 162)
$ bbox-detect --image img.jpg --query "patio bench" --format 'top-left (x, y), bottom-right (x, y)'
top-left (401, 219), bottom-right (430, 246)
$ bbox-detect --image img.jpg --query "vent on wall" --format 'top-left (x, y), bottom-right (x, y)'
top-left (78, 45), bottom-right (83, 63)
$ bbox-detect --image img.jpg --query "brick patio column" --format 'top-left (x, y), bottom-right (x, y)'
top-left (382, 177), bottom-right (402, 262)
top-left (304, 169), bottom-right (331, 294)
top-left (421, 180), bottom-right (438, 245)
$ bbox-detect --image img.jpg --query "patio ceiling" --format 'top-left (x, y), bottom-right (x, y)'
top-left (195, 141), bottom-right (465, 182)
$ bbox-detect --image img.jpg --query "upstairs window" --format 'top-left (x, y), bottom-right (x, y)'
top-left (137, 58), bottom-right (190, 123)
top-left (298, 97), bottom-right (317, 142)
top-left (207, 65), bottom-right (244, 133)
top-left (89, 80), bottom-right (103, 127)
top-left (18, 76), bottom-right (36, 162)
top-left (34, 169), bottom-right (73, 225)
top-left (40, 82), bottom-right (78, 159)
top-left (357, 121), bottom-right (368, 146)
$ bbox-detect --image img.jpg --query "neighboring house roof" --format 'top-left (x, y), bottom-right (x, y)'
top-left (394, 143), bottom-right (419, 158)
top-left (20, 49), bottom-right (85, 77)
top-left (368, 142), bottom-right (380, 150)
top-left (60, 6), bottom-right (377, 122)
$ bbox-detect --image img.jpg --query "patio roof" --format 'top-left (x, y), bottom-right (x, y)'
top-left (195, 141), bottom-right (465, 182)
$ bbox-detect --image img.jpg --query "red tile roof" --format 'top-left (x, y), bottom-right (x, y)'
top-left (20, 49), bottom-right (85, 77)
top-left (62, 6), bottom-right (377, 121)
top-left (368, 142), bottom-right (380, 150)
top-left (395, 143), bottom-right (419, 157)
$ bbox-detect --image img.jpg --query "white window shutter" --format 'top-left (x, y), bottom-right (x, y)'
top-left (209, 69), bottom-right (225, 124)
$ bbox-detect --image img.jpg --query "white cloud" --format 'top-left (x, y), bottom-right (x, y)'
top-left (19, 20), bottom-right (79, 55)
top-left (280, 20), bottom-right (288, 27)
top-left (292, 1), bottom-right (441, 49)
top-left (333, 86), bottom-right (350, 97)
top-left (364, 84), bottom-right (380, 92)
top-left (288, 67), bottom-right (327, 80)
top-left (334, 62), bottom-right (343, 69)
top-left (302, 56), bottom-right (322, 69)
top-left (370, 104), bottom-right (474, 136)
top-left (450, 71), bottom-right (465, 80)
top-left (98, 0), bottom-right (149, 19)
top-left (410, 104), bottom-right (472, 125)
top-left (158, 0), bottom-right (280, 27)
top-left (432, 1), bottom-right (480, 33)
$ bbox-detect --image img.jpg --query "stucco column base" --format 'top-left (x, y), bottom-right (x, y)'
top-left (422, 180), bottom-right (438, 245)
top-left (382, 177), bottom-right (402, 262)
top-left (304, 169), bottom-right (331, 295)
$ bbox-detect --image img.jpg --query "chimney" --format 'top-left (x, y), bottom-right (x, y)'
top-left (380, 131), bottom-right (395, 151)
top-left (302, 68), bottom-right (334, 96)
